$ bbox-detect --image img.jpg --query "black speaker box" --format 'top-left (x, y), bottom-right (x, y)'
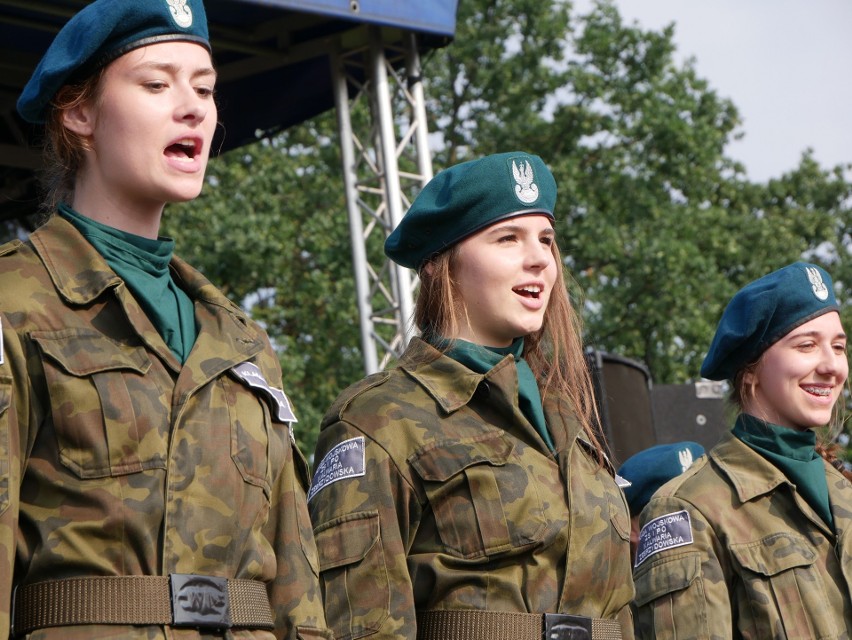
top-left (585, 348), bottom-right (656, 466)
top-left (650, 382), bottom-right (729, 452)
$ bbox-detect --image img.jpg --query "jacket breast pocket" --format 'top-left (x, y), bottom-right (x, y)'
top-left (409, 431), bottom-right (547, 559)
top-left (731, 532), bottom-right (837, 639)
top-left (33, 330), bottom-right (167, 479)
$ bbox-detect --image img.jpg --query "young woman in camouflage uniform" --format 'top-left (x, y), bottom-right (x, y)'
top-left (308, 152), bottom-right (635, 640)
top-left (633, 262), bottom-right (851, 639)
top-left (0, 1), bottom-right (329, 638)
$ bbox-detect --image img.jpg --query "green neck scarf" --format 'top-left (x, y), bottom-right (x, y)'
top-left (59, 204), bottom-right (197, 363)
top-left (734, 413), bottom-right (832, 528)
top-left (445, 338), bottom-right (554, 451)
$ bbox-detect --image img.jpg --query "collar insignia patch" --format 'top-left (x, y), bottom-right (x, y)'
top-left (231, 362), bottom-right (298, 424)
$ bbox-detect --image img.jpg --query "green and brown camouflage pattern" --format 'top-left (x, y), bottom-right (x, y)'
top-left (0, 216), bottom-right (330, 639)
top-left (633, 431), bottom-right (852, 639)
top-left (309, 338), bottom-right (634, 640)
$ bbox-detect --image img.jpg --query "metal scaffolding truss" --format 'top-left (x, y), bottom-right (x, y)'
top-left (331, 28), bottom-right (433, 374)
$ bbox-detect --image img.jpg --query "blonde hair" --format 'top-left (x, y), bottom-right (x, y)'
top-left (415, 239), bottom-right (607, 463)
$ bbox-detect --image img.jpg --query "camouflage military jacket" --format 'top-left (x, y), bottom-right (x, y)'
top-left (633, 431), bottom-right (852, 639)
top-left (308, 338), bottom-right (635, 640)
top-left (0, 216), bottom-right (330, 640)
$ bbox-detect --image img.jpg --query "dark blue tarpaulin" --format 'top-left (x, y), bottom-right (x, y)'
top-left (240, 0), bottom-right (458, 36)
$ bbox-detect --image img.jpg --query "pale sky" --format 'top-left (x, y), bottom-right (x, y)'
top-left (574, 0), bottom-right (852, 183)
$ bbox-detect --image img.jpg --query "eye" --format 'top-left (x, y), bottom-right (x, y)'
top-left (144, 81), bottom-right (167, 92)
top-left (795, 341), bottom-right (816, 352)
top-left (196, 85), bottom-right (216, 98)
top-left (497, 234), bottom-right (517, 243)
top-left (540, 235), bottom-right (554, 246)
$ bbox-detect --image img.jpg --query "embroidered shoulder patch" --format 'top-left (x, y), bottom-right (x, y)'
top-left (635, 509), bottom-right (694, 567)
top-left (231, 362), bottom-right (297, 423)
top-left (308, 436), bottom-right (366, 502)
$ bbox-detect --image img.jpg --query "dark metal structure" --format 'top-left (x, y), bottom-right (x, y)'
top-left (0, 0), bottom-right (458, 372)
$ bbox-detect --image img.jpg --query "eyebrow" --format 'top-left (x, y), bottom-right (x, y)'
top-left (132, 61), bottom-right (217, 80)
top-left (486, 222), bottom-right (555, 236)
top-left (787, 329), bottom-right (847, 341)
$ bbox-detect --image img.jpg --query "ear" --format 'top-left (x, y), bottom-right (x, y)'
top-left (61, 102), bottom-right (96, 137)
top-left (422, 261), bottom-right (435, 277)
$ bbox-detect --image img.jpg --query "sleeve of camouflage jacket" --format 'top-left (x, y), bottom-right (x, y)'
top-left (631, 495), bottom-right (732, 640)
top-left (309, 418), bottom-right (420, 640)
top-left (0, 314), bottom-right (27, 639)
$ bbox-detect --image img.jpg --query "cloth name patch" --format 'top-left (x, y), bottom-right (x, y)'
top-left (635, 509), bottom-right (694, 567)
top-left (308, 436), bottom-right (366, 502)
top-left (231, 362), bottom-right (297, 423)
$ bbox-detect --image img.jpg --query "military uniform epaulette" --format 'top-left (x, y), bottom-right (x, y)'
top-left (643, 453), bottom-right (709, 503)
top-left (320, 370), bottom-right (392, 429)
top-left (0, 239), bottom-right (22, 257)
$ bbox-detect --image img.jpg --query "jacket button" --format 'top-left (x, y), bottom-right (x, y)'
top-left (476, 381), bottom-right (490, 399)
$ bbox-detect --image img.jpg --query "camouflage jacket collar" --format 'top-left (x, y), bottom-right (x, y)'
top-left (711, 431), bottom-right (795, 502)
top-left (30, 214), bottom-right (252, 320)
top-left (399, 337), bottom-right (518, 414)
top-left (30, 214), bottom-right (122, 305)
top-left (29, 215), bottom-right (264, 366)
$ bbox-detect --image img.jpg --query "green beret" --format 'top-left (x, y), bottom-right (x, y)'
top-left (618, 442), bottom-right (706, 517)
top-left (385, 152), bottom-right (557, 269)
top-left (700, 262), bottom-right (840, 381)
top-left (18, 0), bottom-right (211, 124)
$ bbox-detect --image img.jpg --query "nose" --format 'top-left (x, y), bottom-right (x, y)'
top-left (175, 85), bottom-right (208, 124)
top-left (817, 344), bottom-right (849, 382)
top-left (525, 238), bottom-right (552, 271)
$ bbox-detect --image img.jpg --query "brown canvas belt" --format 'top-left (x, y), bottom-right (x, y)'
top-left (417, 610), bottom-right (622, 640)
top-left (11, 575), bottom-right (274, 636)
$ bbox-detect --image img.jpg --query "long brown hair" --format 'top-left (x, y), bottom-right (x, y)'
top-left (415, 237), bottom-right (606, 463)
top-left (39, 68), bottom-right (106, 214)
top-left (732, 359), bottom-right (852, 481)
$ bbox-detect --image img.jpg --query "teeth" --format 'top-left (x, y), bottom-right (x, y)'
top-left (803, 386), bottom-right (831, 397)
top-left (517, 285), bottom-right (541, 293)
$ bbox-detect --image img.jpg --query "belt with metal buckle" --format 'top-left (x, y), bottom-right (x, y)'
top-left (416, 610), bottom-right (622, 640)
top-left (11, 575), bottom-right (274, 636)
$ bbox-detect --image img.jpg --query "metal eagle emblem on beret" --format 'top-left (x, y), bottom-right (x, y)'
top-left (805, 265), bottom-right (829, 301)
top-left (512, 159), bottom-right (540, 204)
top-left (166, 0), bottom-right (194, 28)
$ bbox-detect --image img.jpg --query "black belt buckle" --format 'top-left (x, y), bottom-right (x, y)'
top-left (170, 574), bottom-right (231, 629)
top-left (543, 613), bottom-right (592, 640)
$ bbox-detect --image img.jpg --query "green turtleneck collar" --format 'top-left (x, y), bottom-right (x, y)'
top-left (59, 204), bottom-right (196, 363)
top-left (734, 413), bottom-right (833, 528)
top-left (444, 338), bottom-right (554, 452)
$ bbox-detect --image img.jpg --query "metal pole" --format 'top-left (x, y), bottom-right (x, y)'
top-left (331, 45), bottom-right (379, 374)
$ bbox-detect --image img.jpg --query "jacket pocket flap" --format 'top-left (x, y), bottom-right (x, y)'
top-left (633, 552), bottom-right (701, 607)
top-left (408, 431), bottom-right (513, 482)
top-left (32, 329), bottom-right (150, 376)
top-left (731, 532), bottom-right (816, 576)
top-left (314, 511), bottom-right (379, 571)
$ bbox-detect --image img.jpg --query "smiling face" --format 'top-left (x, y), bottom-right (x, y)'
top-left (742, 311), bottom-right (848, 430)
top-left (62, 40), bottom-right (217, 232)
top-left (448, 214), bottom-right (557, 347)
